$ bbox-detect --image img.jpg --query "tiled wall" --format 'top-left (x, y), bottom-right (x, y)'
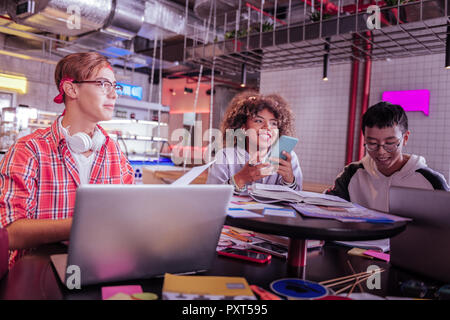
top-left (370, 53), bottom-right (450, 184)
top-left (261, 53), bottom-right (450, 185)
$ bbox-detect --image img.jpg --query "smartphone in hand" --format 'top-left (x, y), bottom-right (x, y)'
top-left (217, 247), bottom-right (271, 264)
top-left (270, 135), bottom-right (299, 161)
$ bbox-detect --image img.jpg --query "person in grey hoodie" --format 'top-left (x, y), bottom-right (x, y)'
top-left (326, 102), bottom-right (448, 213)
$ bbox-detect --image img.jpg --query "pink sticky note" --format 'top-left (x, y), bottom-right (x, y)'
top-left (364, 250), bottom-right (390, 262)
top-left (382, 90), bottom-right (430, 116)
top-left (101, 285), bottom-right (143, 300)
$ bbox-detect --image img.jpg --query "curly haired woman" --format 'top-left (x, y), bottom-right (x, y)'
top-left (207, 91), bottom-right (303, 194)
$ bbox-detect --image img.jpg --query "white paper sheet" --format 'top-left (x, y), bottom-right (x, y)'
top-left (262, 208), bottom-right (296, 218)
top-left (171, 160), bottom-right (216, 185)
top-left (227, 209), bottom-right (263, 218)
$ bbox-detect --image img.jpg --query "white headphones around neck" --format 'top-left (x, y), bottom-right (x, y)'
top-left (59, 118), bottom-right (106, 154)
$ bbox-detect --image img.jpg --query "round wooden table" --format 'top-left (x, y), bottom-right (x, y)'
top-left (225, 212), bottom-right (407, 277)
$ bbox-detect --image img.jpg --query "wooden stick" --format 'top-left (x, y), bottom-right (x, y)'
top-left (334, 270), bottom-right (385, 295)
top-left (323, 273), bottom-right (370, 288)
top-left (335, 275), bottom-right (372, 295)
top-left (347, 260), bottom-right (365, 293)
top-left (319, 268), bottom-right (384, 286)
top-left (347, 278), bottom-right (359, 297)
top-left (324, 269), bottom-right (385, 289)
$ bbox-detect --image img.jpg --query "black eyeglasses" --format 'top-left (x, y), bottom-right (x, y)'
top-left (364, 138), bottom-right (402, 153)
top-left (73, 79), bottom-right (123, 94)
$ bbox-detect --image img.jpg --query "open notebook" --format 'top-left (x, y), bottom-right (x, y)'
top-left (248, 183), bottom-right (353, 207)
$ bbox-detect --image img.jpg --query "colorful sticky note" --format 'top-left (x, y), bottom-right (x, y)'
top-left (107, 293), bottom-right (133, 300)
top-left (348, 248), bottom-right (374, 259)
top-left (102, 285), bottom-right (143, 300)
top-left (363, 250), bottom-right (390, 262)
top-left (131, 292), bottom-right (158, 300)
top-left (263, 208), bottom-right (296, 218)
top-left (382, 90), bottom-right (430, 116)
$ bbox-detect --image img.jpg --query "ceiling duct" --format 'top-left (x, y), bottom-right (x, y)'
top-left (5, 0), bottom-right (211, 73)
top-left (194, 0), bottom-right (236, 20)
top-left (74, 0), bottom-right (145, 49)
top-left (8, 0), bottom-right (113, 37)
top-left (138, 0), bottom-right (189, 40)
top-left (8, 0), bottom-right (205, 41)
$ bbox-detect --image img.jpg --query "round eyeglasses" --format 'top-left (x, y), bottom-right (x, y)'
top-left (73, 79), bottom-right (123, 95)
top-left (364, 138), bottom-right (402, 153)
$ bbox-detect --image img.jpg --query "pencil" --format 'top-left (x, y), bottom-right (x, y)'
top-left (221, 231), bottom-right (251, 242)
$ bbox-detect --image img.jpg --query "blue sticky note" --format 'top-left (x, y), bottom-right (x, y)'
top-left (263, 208), bottom-right (296, 218)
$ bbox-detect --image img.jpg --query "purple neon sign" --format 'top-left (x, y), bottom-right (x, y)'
top-left (382, 90), bottom-right (430, 116)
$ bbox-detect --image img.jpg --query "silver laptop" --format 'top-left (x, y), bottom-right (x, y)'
top-left (51, 184), bottom-right (233, 287)
top-left (389, 186), bottom-right (450, 282)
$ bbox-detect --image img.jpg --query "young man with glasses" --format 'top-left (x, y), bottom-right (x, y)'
top-left (0, 52), bottom-right (134, 267)
top-left (326, 102), bottom-right (448, 212)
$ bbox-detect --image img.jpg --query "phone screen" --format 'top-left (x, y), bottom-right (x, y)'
top-left (253, 242), bottom-right (287, 254)
top-left (220, 248), bottom-right (268, 260)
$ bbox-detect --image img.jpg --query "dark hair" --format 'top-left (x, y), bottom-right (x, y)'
top-left (221, 91), bottom-right (295, 143)
top-left (362, 102), bottom-right (408, 135)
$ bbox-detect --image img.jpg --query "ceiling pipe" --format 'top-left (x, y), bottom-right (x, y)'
top-left (298, 0), bottom-right (389, 15)
top-left (346, 34), bottom-right (360, 165)
top-left (169, 73), bottom-right (248, 89)
top-left (358, 31), bottom-right (373, 161)
top-left (245, 2), bottom-right (287, 26)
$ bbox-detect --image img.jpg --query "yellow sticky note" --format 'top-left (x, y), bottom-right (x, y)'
top-left (348, 248), bottom-right (374, 259)
top-left (107, 293), bottom-right (133, 300)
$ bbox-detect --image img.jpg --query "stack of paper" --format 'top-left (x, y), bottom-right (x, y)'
top-left (248, 183), bottom-right (353, 208)
top-left (335, 238), bottom-right (390, 252)
top-left (291, 203), bottom-right (411, 224)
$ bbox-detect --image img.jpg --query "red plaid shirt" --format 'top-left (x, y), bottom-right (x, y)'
top-left (0, 117), bottom-right (134, 265)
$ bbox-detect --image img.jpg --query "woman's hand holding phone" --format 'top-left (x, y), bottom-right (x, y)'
top-left (269, 151), bottom-right (294, 184)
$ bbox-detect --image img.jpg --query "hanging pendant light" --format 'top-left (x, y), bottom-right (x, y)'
top-left (446, 24), bottom-right (450, 69)
top-left (241, 63), bottom-right (247, 87)
top-left (323, 38), bottom-right (330, 81)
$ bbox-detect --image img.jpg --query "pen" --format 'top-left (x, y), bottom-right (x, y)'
top-left (345, 217), bottom-right (395, 224)
top-left (229, 229), bottom-right (254, 238)
top-left (250, 285), bottom-right (282, 300)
